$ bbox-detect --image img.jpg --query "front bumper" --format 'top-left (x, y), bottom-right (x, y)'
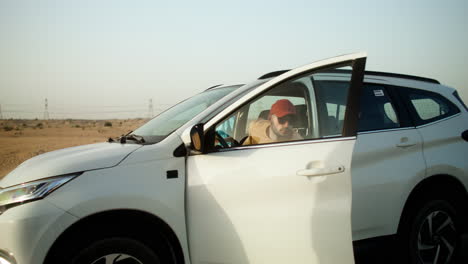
top-left (0, 200), bottom-right (77, 264)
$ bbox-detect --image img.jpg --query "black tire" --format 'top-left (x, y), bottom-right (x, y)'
top-left (70, 237), bottom-right (161, 264)
top-left (399, 199), bottom-right (462, 264)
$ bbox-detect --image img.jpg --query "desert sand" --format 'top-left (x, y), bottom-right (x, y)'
top-left (0, 119), bottom-right (148, 180)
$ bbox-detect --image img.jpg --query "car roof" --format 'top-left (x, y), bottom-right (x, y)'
top-left (205, 69), bottom-right (455, 100)
top-left (257, 69), bottom-right (456, 97)
top-left (259, 69), bottom-right (440, 84)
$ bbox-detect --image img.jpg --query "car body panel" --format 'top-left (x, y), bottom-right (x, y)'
top-left (185, 53), bottom-right (367, 264)
top-left (187, 139), bottom-right (356, 264)
top-left (0, 199), bottom-right (78, 264)
top-left (45, 134), bottom-right (191, 264)
top-left (0, 142), bottom-right (142, 188)
top-left (417, 113), bottom-right (468, 188)
top-left (352, 128), bottom-right (426, 240)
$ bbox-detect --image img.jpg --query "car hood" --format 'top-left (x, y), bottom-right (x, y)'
top-left (0, 142), bottom-right (142, 188)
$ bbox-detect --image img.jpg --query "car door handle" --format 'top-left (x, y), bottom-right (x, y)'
top-left (297, 166), bottom-right (345, 177)
top-left (396, 137), bottom-right (416, 148)
top-left (396, 142), bottom-right (416, 148)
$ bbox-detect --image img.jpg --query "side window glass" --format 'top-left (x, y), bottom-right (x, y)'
top-left (247, 95), bottom-right (306, 134)
top-left (410, 95), bottom-right (448, 119)
top-left (213, 66), bottom-right (355, 148)
top-left (314, 81), bottom-right (350, 137)
top-left (383, 103), bottom-right (398, 123)
top-left (214, 80), bottom-right (309, 148)
top-left (358, 85), bottom-right (400, 132)
top-left (403, 88), bottom-right (460, 125)
top-left (411, 97), bottom-right (444, 120)
top-left (216, 114), bottom-right (236, 141)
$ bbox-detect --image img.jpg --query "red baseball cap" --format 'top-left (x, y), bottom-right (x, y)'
top-left (269, 99), bottom-right (296, 118)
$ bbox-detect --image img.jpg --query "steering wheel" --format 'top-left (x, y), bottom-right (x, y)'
top-left (215, 131), bottom-right (230, 148)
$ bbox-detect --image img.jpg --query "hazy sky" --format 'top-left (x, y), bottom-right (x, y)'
top-left (1, 0), bottom-right (467, 119)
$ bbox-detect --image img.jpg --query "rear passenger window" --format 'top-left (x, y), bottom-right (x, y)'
top-left (358, 85), bottom-right (400, 132)
top-left (410, 96), bottom-right (445, 120)
top-left (402, 88), bottom-right (460, 125)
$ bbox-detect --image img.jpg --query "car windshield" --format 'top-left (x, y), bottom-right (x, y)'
top-left (132, 86), bottom-right (240, 143)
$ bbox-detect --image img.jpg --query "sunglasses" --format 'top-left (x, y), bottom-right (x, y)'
top-left (277, 115), bottom-right (295, 124)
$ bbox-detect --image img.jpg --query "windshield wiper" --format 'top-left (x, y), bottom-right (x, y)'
top-left (108, 131), bottom-right (145, 144)
top-left (122, 134), bottom-right (145, 144)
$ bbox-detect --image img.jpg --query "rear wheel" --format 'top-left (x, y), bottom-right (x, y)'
top-left (402, 200), bottom-right (461, 264)
top-left (70, 237), bottom-right (161, 264)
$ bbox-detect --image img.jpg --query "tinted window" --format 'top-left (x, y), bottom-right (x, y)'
top-left (358, 85), bottom-right (400, 132)
top-left (401, 88), bottom-right (460, 126)
top-left (314, 81), bottom-right (349, 137)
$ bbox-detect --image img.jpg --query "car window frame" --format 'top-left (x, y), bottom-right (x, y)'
top-left (384, 85), bottom-right (414, 128)
top-left (204, 63), bottom-right (363, 153)
top-left (302, 81), bottom-right (414, 135)
top-left (355, 83), bottom-right (417, 134)
top-left (356, 83), bottom-right (401, 133)
top-left (311, 79), bottom-right (350, 137)
top-left (211, 79), bottom-right (312, 151)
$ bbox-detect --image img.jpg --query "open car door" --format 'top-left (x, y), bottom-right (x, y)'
top-left (186, 53), bottom-right (366, 264)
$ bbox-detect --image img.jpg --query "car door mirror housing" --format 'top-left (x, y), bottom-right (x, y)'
top-left (190, 123), bottom-right (205, 153)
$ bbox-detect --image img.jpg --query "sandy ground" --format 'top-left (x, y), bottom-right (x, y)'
top-left (0, 119), bottom-right (148, 180)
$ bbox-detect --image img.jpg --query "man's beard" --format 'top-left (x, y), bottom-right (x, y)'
top-left (271, 125), bottom-right (292, 139)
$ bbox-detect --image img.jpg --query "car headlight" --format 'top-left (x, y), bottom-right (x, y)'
top-left (0, 174), bottom-right (77, 215)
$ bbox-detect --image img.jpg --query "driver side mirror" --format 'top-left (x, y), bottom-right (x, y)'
top-left (190, 123), bottom-right (205, 153)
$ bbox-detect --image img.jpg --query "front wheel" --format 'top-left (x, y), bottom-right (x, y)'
top-left (403, 200), bottom-right (461, 264)
top-left (70, 237), bottom-right (161, 264)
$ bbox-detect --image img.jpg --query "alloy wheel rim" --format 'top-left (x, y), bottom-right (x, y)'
top-left (417, 210), bottom-right (457, 264)
top-left (90, 253), bottom-right (144, 264)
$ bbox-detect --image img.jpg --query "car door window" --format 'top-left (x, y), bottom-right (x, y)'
top-left (358, 85), bottom-right (400, 132)
top-left (214, 69), bottom-right (355, 148)
top-left (313, 80), bottom-right (350, 137)
top-left (214, 80), bottom-right (309, 148)
top-left (187, 54), bottom-right (366, 264)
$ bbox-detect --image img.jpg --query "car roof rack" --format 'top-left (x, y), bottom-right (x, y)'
top-left (205, 84), bottom-right (245, 91)
top-left (258, 70), bottom-right (289, 80)
top-left (205, 84), bottom-right (224, 91)
top-left (258, 69), bottom-right (440, 84)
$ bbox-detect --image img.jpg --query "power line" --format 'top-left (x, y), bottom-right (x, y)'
top-left (0, 100), bottom-right (173, 119)
top-left (2, 110), bottom-right (147, 114)
top-left (2, 111), bottom-right (43, 114)
top-left (49, 110), bottom-right (147, 114)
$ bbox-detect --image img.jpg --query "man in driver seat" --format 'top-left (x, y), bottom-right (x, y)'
top-left (243, 99), bottom-right (302, 145)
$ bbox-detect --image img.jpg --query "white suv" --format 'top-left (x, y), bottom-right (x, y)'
top-left (1, 53), bottom-right (467, 264)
